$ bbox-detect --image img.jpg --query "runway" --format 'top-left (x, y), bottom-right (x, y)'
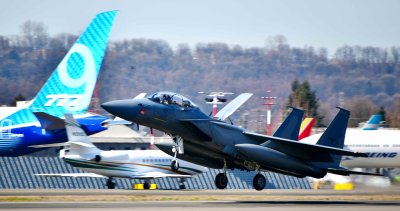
top-left (1, 201), bottom-right (400, 211)
top-left (1, 188), bottom-right (400, 211)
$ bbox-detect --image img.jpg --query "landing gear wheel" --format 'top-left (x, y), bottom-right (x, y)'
top-left (179, 184), bottom-right (186, 189)
top-left (171, 160), bottom-right (179, 171)
top-left (215, 173), bottom-right (228, 189)
top-left (253, 174), bottom-right (266, 191)
top-left (106, 178), bottom-right (116, 189)
top-left (143, 182), bottom-right (150, 189)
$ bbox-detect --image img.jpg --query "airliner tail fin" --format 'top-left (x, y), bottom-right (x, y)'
top-left (29, 11), bottom-right (118, 117)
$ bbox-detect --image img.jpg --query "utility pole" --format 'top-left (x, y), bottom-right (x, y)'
top-left (261, 90), bottom-right (276, 136)
top-left (149, 127), bottom-right (154, 150)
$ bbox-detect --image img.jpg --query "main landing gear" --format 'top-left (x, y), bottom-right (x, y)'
top-left (170, 136), bottom-right (184, 172)
top-left (215, 160), bottom-right (228, 189)
top-left (106, 177), bottom-right (116, 189)
top-left (143, 179), bottom-right (151, 189)
top-left (179, 178), bottom-right (186, 189)
top-left (252, 165), bottom-right (266, 191)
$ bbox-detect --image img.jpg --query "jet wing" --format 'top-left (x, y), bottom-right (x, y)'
top-left (179, 119), bottom-right (213, 141)
top-left (215, 93), bottom-right (253, 121)
top-left (102, 117), bottom-right (132, 126)
top-left (242, 131), bottom-right (367, 161)
top-left (29, 143), bottom-right (67, 148)
top-left (33, 112), bottom-right (65, 130)
top-left (34, 173), bottom-right (105, 178)
top-left (130, 172), bottom-right (192, 179)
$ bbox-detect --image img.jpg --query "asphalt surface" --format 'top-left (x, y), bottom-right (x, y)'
top-left (1, 201), bottom-right (400, 211)
top-left (2, 187), bottom-right (400, 196)
top-left (1, 188), bottom-right (400, 211)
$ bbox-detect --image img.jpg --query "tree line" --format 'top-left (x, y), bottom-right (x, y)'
top-left (1, 22), bottom-right (399, 129)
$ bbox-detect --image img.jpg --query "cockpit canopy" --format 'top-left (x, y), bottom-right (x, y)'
top-left (148, 92), bottom-right (197, 108)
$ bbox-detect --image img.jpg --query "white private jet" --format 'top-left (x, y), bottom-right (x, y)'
top-left (35, 114), bottom-right (208, 189)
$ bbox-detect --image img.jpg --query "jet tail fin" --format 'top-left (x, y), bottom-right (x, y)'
top-left (362, 114), bottom-right (382, 130)
top-left (315, 107), bottom-right (349, 167)
top-left (316, 107), bottom-right (349, 149)
top-left (298, 118), bottom-right (315, 140)
top-left (64, 113), bottom-right (97, 149)
top-left (28, 11), bottom-right (118, 118)
top-left (273, 107), bottom-right (304, 140)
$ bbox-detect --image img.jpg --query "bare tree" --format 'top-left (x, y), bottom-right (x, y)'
top-left (20, 20), bottom-right (49, 50)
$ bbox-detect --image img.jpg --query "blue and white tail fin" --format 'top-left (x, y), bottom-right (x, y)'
top-left (29, 11), bottom-right (118, 117)
top-left (362, 114), bottom-right (382, 130)
top-left (1, 11), bottom-right (117, 127)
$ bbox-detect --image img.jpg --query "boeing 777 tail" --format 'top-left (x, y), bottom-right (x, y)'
top-left (0, 11), bottom-right (118, 156)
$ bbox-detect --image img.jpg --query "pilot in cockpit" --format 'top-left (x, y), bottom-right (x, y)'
top-left (162, 94), bottom-right (172, 104)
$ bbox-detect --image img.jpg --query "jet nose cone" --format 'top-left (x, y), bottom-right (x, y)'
top-left (101, 100), bottom-right (133, 118)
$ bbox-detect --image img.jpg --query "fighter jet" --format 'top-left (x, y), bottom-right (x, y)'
top-left (102, 92), bottom-right (378, 191)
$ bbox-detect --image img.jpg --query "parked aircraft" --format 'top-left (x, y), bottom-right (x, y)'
top-left (298, 118), bottom-right (314, 140)
top-left (361, 114), bottom-right (382, 130)
top-left (302, 126), bottom-right (400, 169)
top-left (0, 11), bottom-right (118, 156)
top-left (35, 114), bottom-right (207, 189)
top-left (297, 114), bottom-right (382, 141)
top-left (300, 114), bottom-right (392, 188)
top-left (102, 92), bottom-right (377, 191)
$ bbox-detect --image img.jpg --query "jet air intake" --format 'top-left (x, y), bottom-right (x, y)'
top-left (235, 144), bottom-right (326, 178)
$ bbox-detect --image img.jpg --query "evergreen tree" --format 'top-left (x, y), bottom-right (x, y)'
top-left (378, 106), bottom-right (386, 126)
top-left (287, 79), bottom-right (321, 123)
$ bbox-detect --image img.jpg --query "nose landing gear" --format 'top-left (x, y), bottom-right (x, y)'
top-left (170, 136), bottom-right (184, 172)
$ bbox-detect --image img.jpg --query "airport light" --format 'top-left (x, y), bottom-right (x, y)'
top-left (261, 90), bottom-right (276, 135)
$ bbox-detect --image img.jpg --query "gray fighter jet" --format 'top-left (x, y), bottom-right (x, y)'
top-left (102, 92), bottom-right (378, 190)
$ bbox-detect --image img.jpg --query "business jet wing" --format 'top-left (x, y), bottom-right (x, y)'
top-left (130, 172), bottom-right (192, 179)
top-left (34, 173), bottom-right (105, 178)
top-left (215, 93), bottom-right (253, 121)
